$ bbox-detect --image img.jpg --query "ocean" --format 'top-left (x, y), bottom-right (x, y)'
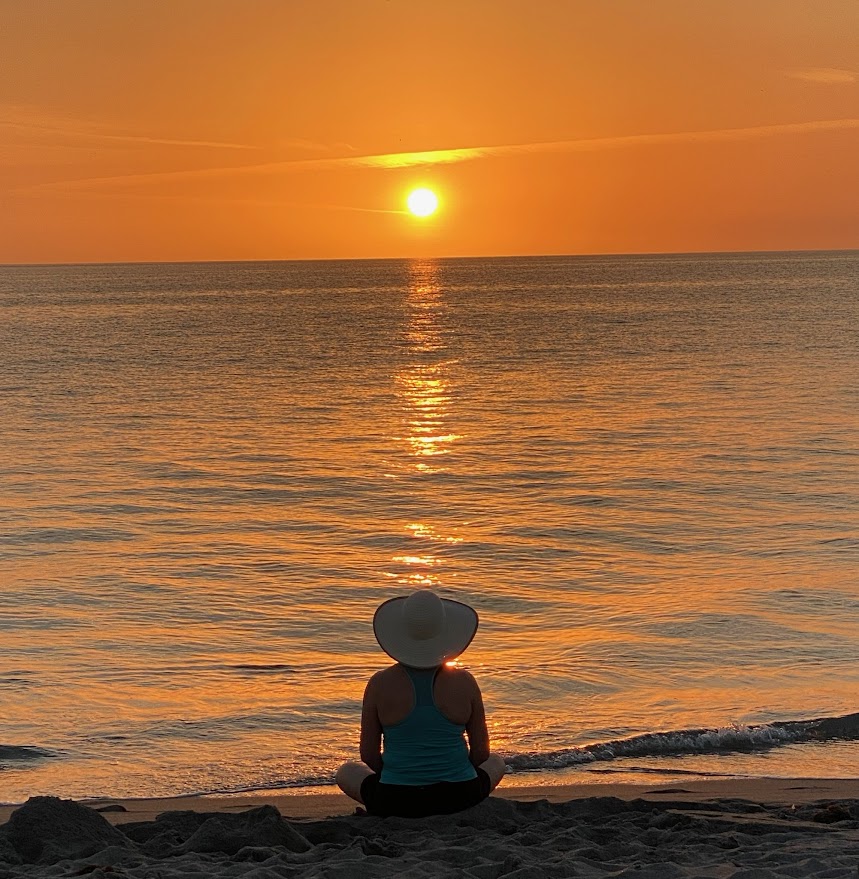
top-left (1, 252), bottom-right (857, 803)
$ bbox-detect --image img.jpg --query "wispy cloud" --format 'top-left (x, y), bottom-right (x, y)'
top-left (1, 120), bottom-right (257, 149)
top-left (356, 147), bottom-right (487, 169)
top-left (32, 187), bottom-right (404, 214)
top-left (0, 104), bottom-right (257, 150)
top-left (358, 118), bottom-right (859, 169)
top-left (22, 117), bottom-right (859, 194)
top-left (783, 67), bottom-right (858, 84)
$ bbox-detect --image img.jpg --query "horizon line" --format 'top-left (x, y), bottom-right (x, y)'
top-left (2, 246), bottom-right (858, 270)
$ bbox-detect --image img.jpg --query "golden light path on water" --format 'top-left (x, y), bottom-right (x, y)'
top-left (387, 260), bottom-right (463, 593)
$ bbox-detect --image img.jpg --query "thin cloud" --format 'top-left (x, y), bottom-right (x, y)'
top-left (356, 147), bottom-right (487, 168)
top-left (0, 104), bottom-right (257, 150)
top-left (784, 67), bottom-right (858, 84)
top-left (29, 187), bottom-right (403, 214)
top-left (1, 121), bottom-right (257, 149)
top-left (360, 118), bottom-right (859, 169)
top-left (23, 117), bottom-right (859, 194)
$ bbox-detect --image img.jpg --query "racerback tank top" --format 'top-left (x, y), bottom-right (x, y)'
top-left (379, 666), bottom-right (477, 786)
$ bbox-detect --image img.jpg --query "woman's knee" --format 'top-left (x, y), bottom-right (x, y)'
top-left (336, 761), bottom-right (372, 801)
top-left (479, 753), bottom-right (506, 791)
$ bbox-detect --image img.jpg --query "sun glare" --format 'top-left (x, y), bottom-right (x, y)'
top-left (407, 188), bottom-right (439, 217)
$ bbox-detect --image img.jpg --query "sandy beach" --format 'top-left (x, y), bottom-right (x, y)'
top-left (2, 777), bottom-right (858, 878)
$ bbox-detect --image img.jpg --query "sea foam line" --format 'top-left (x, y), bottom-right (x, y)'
top-left (506, 712), bottom-right (859, 773)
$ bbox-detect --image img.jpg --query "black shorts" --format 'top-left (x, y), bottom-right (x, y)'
top-left (360, 767), bottom-right (491, 818)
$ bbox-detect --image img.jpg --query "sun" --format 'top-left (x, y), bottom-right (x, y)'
top-left (406, 188), bottom-right (439, 218)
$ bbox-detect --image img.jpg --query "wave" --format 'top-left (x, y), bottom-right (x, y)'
top-left (0, 745), bottom-right (54, 765)
top-left (505, 711), bottom-right (859, 773)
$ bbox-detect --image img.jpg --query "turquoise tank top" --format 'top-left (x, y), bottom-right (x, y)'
top-left (380, 666), bottom-right (478, 786)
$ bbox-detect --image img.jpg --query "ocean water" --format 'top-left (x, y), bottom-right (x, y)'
top-left (1, 252), bottom-right (857, 803)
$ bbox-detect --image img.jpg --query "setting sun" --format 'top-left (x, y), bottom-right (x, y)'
top-left (406, 188), bottom-right (439, 218)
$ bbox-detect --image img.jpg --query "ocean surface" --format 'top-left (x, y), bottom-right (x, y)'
top-left (1, 252), bottom-right (857, 803)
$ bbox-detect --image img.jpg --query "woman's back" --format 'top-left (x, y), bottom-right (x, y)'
top-left (375, 665), bottom-right (477, 785)
top-left (373, 663), bottom-right (475, 727)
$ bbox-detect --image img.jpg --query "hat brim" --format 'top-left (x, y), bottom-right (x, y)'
top-left (373, 597), bottom-right (478, 669)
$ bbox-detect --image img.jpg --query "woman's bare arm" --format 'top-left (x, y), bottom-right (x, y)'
top-left (465, 677), bottom-right (491, 767)
top-left (359, 675), bottom-right (384, 774)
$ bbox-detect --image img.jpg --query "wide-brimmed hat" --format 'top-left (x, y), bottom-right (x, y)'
top-left (373, 590), bottom-right (478, 669)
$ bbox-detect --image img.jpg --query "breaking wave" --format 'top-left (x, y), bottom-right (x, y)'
top-left (505, 712), bottom-right (859, 773)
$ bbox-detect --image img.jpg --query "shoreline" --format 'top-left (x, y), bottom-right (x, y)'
top-left (4, 776), bottom-right (859, 825)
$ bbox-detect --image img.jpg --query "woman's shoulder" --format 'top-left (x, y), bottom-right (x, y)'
top-left (368, 664), bottom-right (479, 686)
top-left (438, 664), bottom-right (481, 693)
top-left (366, 664), bottom-right (407, 689)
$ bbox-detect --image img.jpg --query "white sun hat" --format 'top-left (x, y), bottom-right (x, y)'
top-left (373, 589), bottom-right (479, 669)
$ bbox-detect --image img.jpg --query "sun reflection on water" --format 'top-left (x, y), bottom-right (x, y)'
top-left (394, 260), bottom-right (462, 474)
top-left (405, 522), bottom-right (463, 544)
top-left (387, 260), bottom-right (463, 589)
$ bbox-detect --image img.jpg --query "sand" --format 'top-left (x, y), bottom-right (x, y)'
top-left (1, 778), bottom-right (858, 877)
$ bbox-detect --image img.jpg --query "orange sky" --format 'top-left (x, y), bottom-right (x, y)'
top-left (2, 0), bottom-right (858, 263)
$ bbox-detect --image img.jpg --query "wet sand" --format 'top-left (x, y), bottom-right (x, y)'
top-left (2, 776), bottom-right (856, 824)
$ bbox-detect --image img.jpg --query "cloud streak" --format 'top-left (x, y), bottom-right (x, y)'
top-left (0, 104), bottom-right (257, 150)
top-left (358, 118), bottom-right (859, 169)
top-left (24, 117), bottom-right (859, 194)
top-left (783, 67), bottom-right (858, 84)
top-left (28, 187), bottom-right (404, 214)
top-left (1, 121), bottom-right (257, 149)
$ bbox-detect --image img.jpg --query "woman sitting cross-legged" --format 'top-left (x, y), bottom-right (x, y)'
top-left (336, 589), bottom-right (506, 818)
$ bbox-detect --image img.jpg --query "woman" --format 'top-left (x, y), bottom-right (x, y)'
top-left (336, 589), bottom-right (506, 817)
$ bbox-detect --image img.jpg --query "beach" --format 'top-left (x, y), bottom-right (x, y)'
top-left (2, 778), bottom-right (858, 878)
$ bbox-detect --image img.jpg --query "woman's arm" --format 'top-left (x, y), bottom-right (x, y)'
top-left (359, 675), bottom-right (384, 774)
top-left (465, 677), bottom-right (491, 767)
